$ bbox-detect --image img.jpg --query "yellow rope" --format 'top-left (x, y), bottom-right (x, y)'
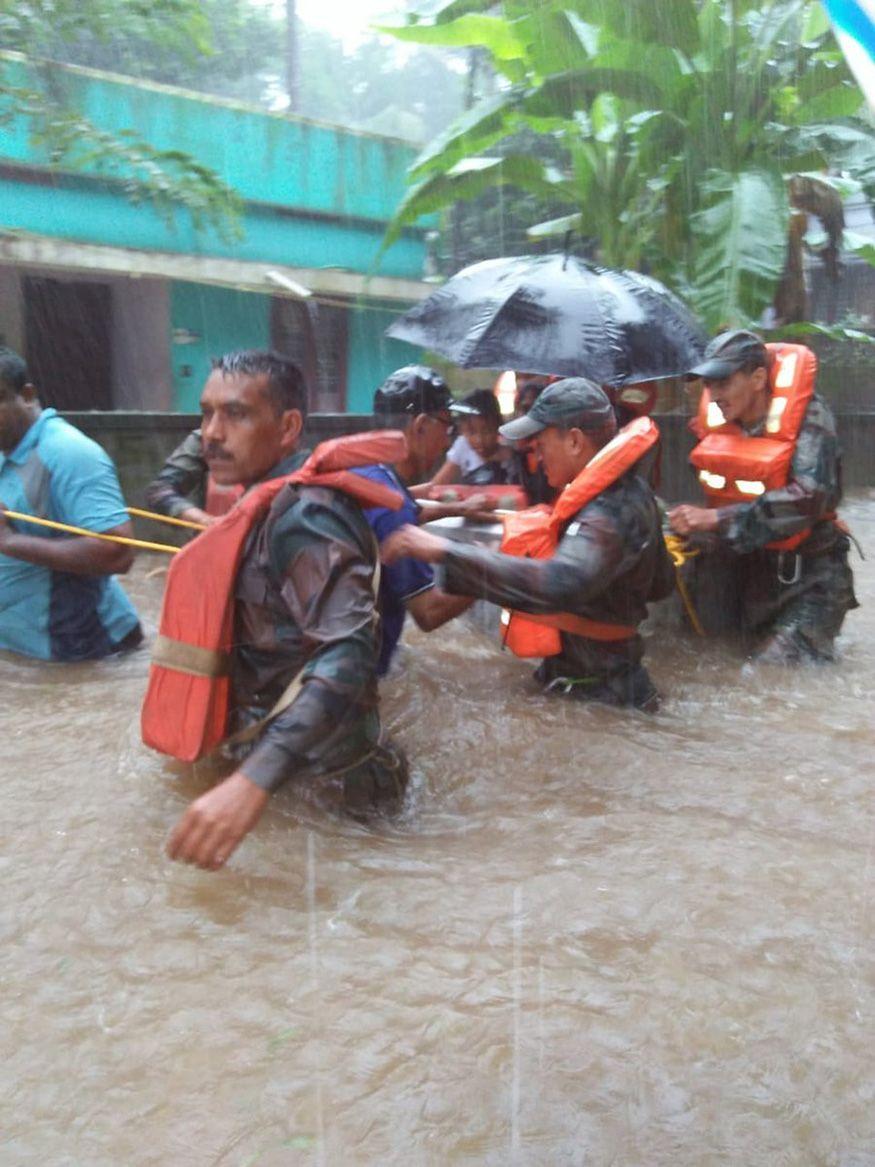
top-left (127, 506), bottom-right (206, 531)
top-left (2, 510), bottom-right (180, 555)
top-left (663, 533), bottom-right (706, 637)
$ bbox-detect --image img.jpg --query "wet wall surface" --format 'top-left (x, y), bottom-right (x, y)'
top-left (2, 496), bottom-right (874, 1166)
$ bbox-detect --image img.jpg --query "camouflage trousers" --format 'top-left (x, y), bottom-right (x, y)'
top-left (339, 738), bottom-right (410, 820)
top-left (678, 535), bottom-right (858, 662)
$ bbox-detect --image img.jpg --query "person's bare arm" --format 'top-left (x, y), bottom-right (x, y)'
top-left (178, 505), bottom-right (217, 527)
top-left (405, 586), bottom-right (473, 631)
top-left (428, 458), bottom-right (462, 488)
top-left (416, 495), bottom-right (498, 523)
top-left (0, 508), bottom-right (135, 574)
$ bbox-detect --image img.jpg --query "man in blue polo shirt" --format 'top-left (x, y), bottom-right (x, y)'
top-left (356, 366), bottom-right (476, 674)
top-left (0, 347), bottom-right (142, 661)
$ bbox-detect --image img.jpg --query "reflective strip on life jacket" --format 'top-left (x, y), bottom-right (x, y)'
top-left (141, 431), bottom-right (408, 763)
top-left (498, 417), bottom-right (659, 658)
top-left (689, 342), bottom-right (820, 551)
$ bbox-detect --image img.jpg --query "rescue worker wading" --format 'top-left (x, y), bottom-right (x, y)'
top-left (383, 379), bottom-right (674, 711)
top-left (156, 350), bottom-right (408, 872)
top-left (668, 329), bottom-right (857, 662)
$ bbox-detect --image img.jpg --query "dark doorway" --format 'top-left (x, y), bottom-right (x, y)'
top-left (24, 276), bottom-right (113, 410)
top-left (271, 297), bottom-right (348, 412)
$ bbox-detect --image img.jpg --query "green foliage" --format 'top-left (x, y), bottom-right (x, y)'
top-left (691, 168), bottom-right (790, 325)
top-left (0, 0), bottom-right (242, 237)
top-left (383, 0), bottom-right (873, 330)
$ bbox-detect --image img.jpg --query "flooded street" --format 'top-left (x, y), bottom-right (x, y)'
top-left (3, 498), bottom-right (875, 1167)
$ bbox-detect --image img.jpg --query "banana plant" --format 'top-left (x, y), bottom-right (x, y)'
top-left (381, 0), bottom-right (873, 330)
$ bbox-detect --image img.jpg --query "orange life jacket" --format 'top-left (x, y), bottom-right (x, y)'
top-left (205, 475), bottom-right (244, 516)
top-left (689, 342), bottom-right (821, 551)
top-left (141, 431), bottom-right (407, 762)
top-left (498, 416), bottom-right (660, 658)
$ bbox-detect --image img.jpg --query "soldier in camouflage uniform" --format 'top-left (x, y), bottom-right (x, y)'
top-left (668, 330), bottom-right (857, 662)
top-left (383, 380), bottom-right (675, 711)
top-left (144, 428), bottom-right (213, 527)
top-left (166, 351), bottom-right (406, 872)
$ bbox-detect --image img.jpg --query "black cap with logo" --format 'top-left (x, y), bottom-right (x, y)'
top-left (499, 377), bottom-right (617, 441)
top-left (686, 329), bottom-right (767, 381)
top-left (373, 365), bottom-right (460, 416)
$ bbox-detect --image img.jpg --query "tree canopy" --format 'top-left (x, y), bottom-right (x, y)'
top-left (382, 0), bottom-right (875, 330)
top-left (0, 0), bottom-right (242, 236)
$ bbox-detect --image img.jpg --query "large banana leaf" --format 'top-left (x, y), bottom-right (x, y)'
top-left (408, 89), bottom-right (524, 181)
top-left (564, 0), bottom-right (700, 54)
top-left (522, 68), bottom-right (665, 116)
top-left (377, 14), bottom-right (525, 63)
top-left (691, 167), bottom-right (789, 328)
top-left (381, 155), bottom-right (571, 251)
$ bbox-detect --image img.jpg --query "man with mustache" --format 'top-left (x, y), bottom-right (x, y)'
top-left (164, 350), bottom-right (406, 871)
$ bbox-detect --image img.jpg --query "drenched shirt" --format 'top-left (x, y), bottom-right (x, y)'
top-left (229, 451), bottom-right (383, 794)
top-left (354, 463), bottom-right (434, 676)
top-left (442, 470), bottom-right (674, 684)
top-left (0, 410), bottom-right (140, 660)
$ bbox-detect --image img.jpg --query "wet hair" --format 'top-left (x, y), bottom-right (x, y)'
top-left (212, 349), bottom-right (308, 420)
top-left (458, 388), bottom-right (501, 425)
top-left (0, 347), bottom-right (28, 399)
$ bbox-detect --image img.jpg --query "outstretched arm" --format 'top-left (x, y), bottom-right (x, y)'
top-left (144, 429), bottom-right (214, 523)
top-left (167, 494), bottom-right (379, 871)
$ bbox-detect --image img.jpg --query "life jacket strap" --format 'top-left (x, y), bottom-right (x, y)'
top-left (221, 538), bottom-right (383, 751)
top-left (151, 635), bottom-right (232, 678)
top-left (517, 611), bottom-right (636, 642)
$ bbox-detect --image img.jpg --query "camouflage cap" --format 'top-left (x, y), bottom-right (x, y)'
top-left (499, 377), bottom-right (616, 441)
top-left (686, 329), bottom-right (767, 381)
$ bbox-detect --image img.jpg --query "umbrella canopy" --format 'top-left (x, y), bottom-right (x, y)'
top-left (387, 254), bottom-right (706, 387)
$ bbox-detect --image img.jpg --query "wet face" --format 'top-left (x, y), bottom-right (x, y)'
top-left (461, 414), bottom-right (499, 460)
top-left (0, 382), bottom-right (37, 454)
top-left (706, 366), bottom-right (768, 428)
top-left (422, 410), bottom-right (453, 469)
top-left (533, 425), bottom-right (598, 489)
top-left (199, 370), bottom-right (303, 486)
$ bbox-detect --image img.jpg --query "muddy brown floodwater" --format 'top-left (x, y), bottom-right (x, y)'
top-left (2, 497), bottom-right (875, 1167)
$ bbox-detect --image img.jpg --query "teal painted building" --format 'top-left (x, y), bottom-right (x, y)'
top-left (0, 52), bottom-right (427, 412)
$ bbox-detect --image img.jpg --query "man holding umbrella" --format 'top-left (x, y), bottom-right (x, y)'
top-left (382, 378), bottom-right (675, 711)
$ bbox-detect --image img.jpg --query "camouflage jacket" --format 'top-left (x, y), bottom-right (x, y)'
top-left (443, 470), bottom-right (674, 677)
top-left (714, 395), bottom-right (842, 555)
top-left (144, 429), bottom-right (206, 517)
top-left (231, 451), bottom-right (381, 794)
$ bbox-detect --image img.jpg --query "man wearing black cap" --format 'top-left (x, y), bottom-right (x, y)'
top-left (352, 365), bottom-right (477, 674)
top-left (667, 329), bottom-right (857, 661)
top-left (382, 378), bottom-right (674, 710)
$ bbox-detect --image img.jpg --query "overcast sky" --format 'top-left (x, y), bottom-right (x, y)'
top-left (292, 0), bottom-right (408, 45)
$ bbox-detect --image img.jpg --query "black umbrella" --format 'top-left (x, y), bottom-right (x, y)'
top-left (386, 254), bottom-right (706, 387)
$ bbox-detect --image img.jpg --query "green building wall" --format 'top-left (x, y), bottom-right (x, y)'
top-left (0, 54), bottom-right (428, 411)
top-left (170, 284), bottom-right (271, 411)
top-left (347, 304), bottom-right (421, 411)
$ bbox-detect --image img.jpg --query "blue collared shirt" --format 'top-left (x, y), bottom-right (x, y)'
top-left (0, 409), bottom-right (140, 660)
